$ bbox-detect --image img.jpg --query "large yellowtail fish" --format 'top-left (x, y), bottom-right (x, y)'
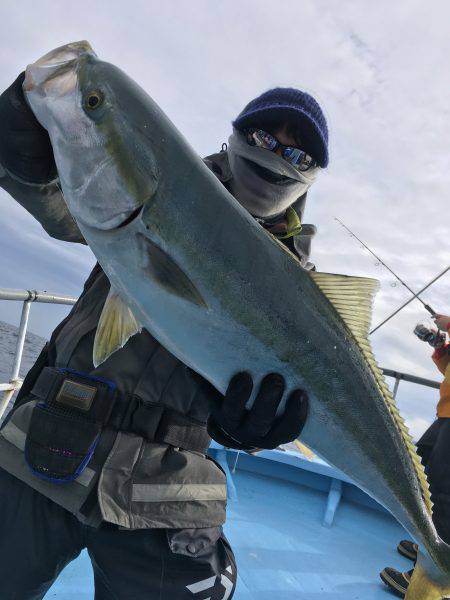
top-left (24, 41), bottom-right (450, 598)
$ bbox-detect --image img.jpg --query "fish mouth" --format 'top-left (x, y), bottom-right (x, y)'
top-left (82, 203), bottom-right (144, 231)
top-left (115, 205), bottom-right (144, 229)
top-left (24, 41), bottom-right (96, 95)
top-left (31, 40), bottom-right (94, 69)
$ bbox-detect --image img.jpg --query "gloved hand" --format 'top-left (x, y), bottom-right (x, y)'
top-left (414, 324), bottom-right (446, 348)
top-left (433, 314), bottom-right (450, 333)
top-left (195, 371), bottom-right (308, 450)
top-left (0, 72), bottom-right (57, 184)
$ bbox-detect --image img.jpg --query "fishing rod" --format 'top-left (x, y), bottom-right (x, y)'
top-left (370, 265), bottom-right (450, 334)
top-left (334, 217), bottom-right (442, 333)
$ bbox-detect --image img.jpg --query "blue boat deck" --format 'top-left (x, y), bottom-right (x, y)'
top-left (45, 448), bottom-right (412, 599)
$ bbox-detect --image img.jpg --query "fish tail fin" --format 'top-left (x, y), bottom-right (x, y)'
top-left (405, 558), bottom-right (450, 600)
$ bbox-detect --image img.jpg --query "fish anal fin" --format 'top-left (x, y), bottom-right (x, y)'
top-left (294, 440), bottom-right (315, 460)
top-left (93, 288), bottom-right (142, 367)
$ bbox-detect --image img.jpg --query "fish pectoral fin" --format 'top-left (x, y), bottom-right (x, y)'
top-left (405, 560), bottom-right (450, 600)
top-left (93, 288), bottom-right (142, 367)
top-left (137, 234), bottom-right (207, 308)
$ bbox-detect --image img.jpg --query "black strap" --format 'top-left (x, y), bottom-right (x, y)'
top-left (157, 409), bottom-right (211, 453)
top-left (31, 367), bottom-right (117, 424)
top-left (111, 394), bottom-right (211, 454)
top-left (31, 367), bottom-right (210, 454)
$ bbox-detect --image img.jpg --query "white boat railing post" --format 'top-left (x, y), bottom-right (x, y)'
top-left (0, 288), bottom-right (77, 421)
top-left (0, 295), bottom-right (33, 420)
top-left (0, 379), bottom-right (17, 419)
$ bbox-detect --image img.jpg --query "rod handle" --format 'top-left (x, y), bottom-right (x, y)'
top-left (424, 304), bottom-right (436, 316)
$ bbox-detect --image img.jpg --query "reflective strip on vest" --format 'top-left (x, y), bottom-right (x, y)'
top-left (0, 421), bottom-right (96, 488)
top-left (132, 483), bottom-right (227, 503)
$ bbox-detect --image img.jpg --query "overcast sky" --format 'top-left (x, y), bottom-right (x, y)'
top-left (0, 0), bottom-right (449, 439)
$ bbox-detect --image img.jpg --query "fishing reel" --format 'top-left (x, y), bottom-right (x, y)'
top-left (414, 324), bottom-right (446, 348)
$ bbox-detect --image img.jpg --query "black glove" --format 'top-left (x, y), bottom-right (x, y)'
top-left (0, 72), bottom-right (57, 184)
top-left (203, 372), bottom-right (308, 451)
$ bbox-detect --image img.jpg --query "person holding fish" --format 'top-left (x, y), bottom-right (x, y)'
top-left (381, 314), bottom-right (450, 598)
top-left (0, 44), bottom-right (328, 600)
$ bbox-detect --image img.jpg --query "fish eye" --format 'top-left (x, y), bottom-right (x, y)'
top-left (85, 91), bottom-right (103, 110)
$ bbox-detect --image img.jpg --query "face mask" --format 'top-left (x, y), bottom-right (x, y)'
top-left (227, 130), bottom-right (318, 218)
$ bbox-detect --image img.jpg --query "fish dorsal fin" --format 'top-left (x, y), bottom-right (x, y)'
top-left (310, 271), bottom-right (433, 515)
top-left (310, 272), bottom-right (379, 339)
top-left (93, 288), bottom-right (142, 368)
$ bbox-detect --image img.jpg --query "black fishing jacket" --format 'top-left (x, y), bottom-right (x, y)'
top-left (0, 150), bottom-right (315, 530)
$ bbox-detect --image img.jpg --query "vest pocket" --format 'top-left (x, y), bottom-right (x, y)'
top-left (166, 526), bottom-right (222, 558)
top-left (24, 405), bottom-right (100, 483)
top-left (98, 432), bottom-right (227, 529)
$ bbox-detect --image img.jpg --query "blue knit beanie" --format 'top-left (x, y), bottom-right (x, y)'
top-left (232, 87), bottom-right (329, 168)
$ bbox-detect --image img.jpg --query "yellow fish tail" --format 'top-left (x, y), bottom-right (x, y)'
top-left (405, 560), bottom-right (450, 600)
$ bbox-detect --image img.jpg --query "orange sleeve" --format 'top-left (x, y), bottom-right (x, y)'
top-left (436, 360), bottom-right (450, 418)
top-left (433, 345), bottom-right (450, 375)
top-left (432, 323), bottom-right (450, 374)
top-left (434, 324), bottom-right (450, 418)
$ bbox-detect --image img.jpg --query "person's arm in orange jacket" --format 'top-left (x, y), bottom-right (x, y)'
top-left (432, 315), bottom-right (450, 375)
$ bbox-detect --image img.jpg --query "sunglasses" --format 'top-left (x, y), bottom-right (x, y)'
top-left (245, 128), bottom-right (317, 172)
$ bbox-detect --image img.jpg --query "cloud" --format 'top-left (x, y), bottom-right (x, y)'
top-left (407, 416), bottom-right (434, 442)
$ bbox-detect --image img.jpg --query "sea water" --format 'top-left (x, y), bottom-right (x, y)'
top-left (0, 320), bottom-right (46, 416)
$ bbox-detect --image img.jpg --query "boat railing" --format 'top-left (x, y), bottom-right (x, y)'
top-left (0, 286), bottom-right (445, 527)
top-left (0, 287), bottom-right (76, 419)
top-left (383, 367), bottom-right (440, 397)
top-left (0, 286), bottom-right (442, 420)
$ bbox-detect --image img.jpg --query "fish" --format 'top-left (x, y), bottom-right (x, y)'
top-left (24, 41), bottom-right (450, 598)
